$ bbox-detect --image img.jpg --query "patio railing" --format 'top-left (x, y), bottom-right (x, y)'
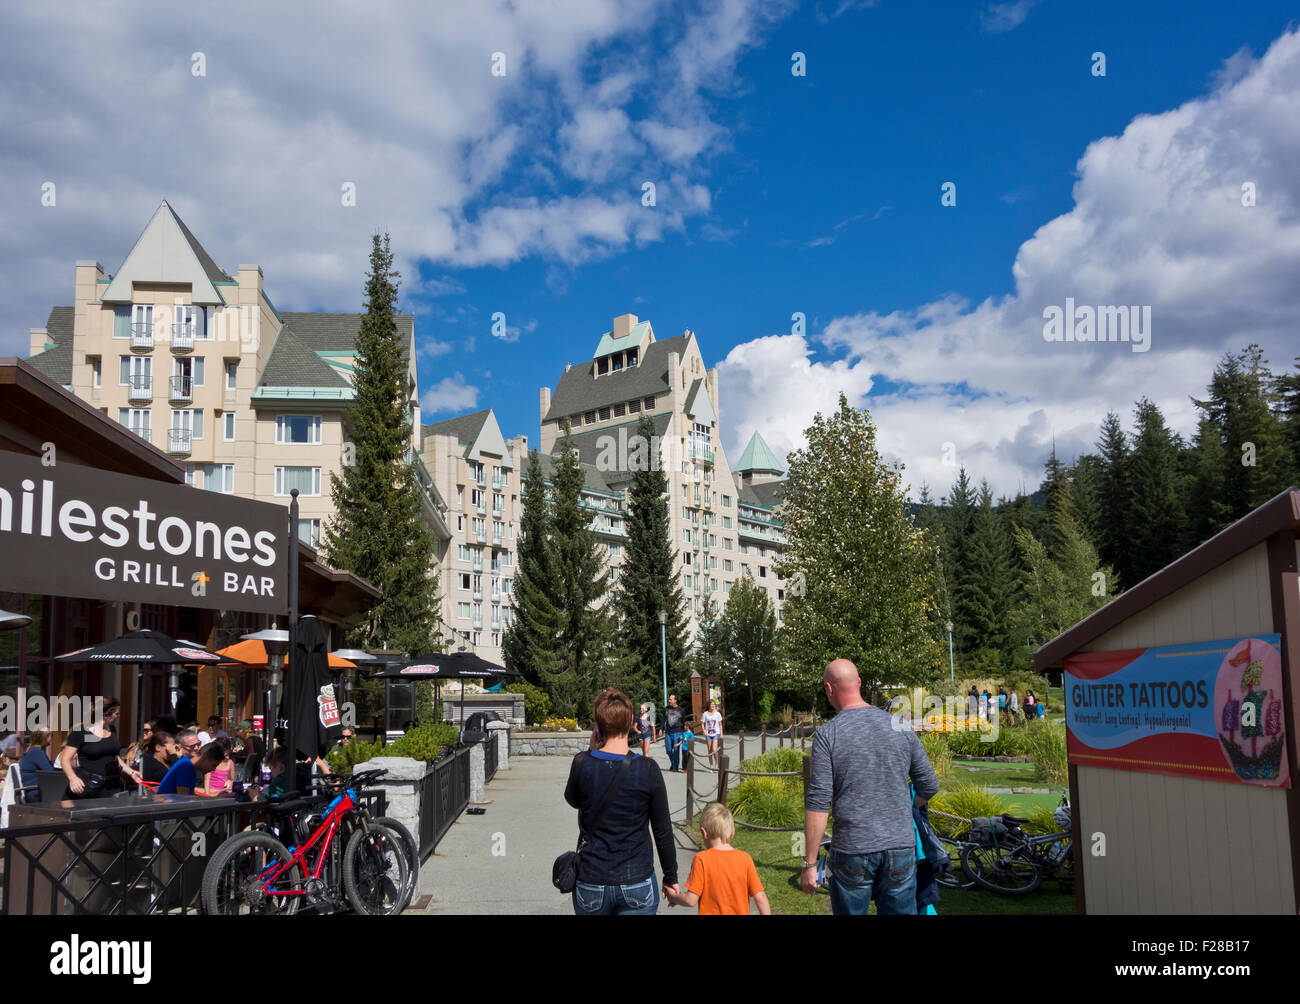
top-left (484, 731), bottom-right (499, 784)
top-left (417, 745), bottom-right (470, 860)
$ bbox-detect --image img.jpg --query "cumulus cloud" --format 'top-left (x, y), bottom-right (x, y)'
top-left (719, 30), bottom-right (1300, 498)
top-left (421, 372), bottom-right (479, 415)
top-left (979, 0), bottom-right (1039, 34)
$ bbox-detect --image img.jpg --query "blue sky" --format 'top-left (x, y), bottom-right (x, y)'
top-left (4, 0), bottom-right (1299, 497)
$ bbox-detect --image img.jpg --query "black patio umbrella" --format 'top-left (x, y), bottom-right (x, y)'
top-left (376, 651), bottom-right (517, 735)
top-left (278, 615), bottom-right (341, 764)
top-left (54, 629), bottom-right (247, 728)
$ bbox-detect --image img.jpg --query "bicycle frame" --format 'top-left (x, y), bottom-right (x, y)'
top-left (261, 788), bottom-right (360, 900)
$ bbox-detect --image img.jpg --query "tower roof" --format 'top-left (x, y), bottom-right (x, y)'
top-left (734, 431), bottom-right (784, 475)
top-left (101, 200), bottom-right (232, 305)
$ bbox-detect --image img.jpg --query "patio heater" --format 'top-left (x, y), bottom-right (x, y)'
top-left (0, 608), bottom-right (33, 632)
top-left (243, 625), bottom-right (290, 752)
top-left (330, 648), bottom-right (381, 735)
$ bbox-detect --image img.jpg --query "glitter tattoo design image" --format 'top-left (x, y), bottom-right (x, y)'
top-left (1216, 638), bottom-right (1285, 783)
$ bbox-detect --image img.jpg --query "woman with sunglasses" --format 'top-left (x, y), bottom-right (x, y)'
top-left (60, 697), bottom-right (144, 798)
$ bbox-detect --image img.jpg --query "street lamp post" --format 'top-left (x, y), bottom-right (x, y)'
top-left (658, 610), bottom-right (668, 710)
top-left (945, 621), bottom-right (955, 684)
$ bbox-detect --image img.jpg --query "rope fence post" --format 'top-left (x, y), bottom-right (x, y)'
top-left (686, 755), bottom-right (695, 826)
top-left (718, 752), bottom-right (729, 806)
top-left (738, 729), bottom-right (745, 763)
top-left (761, 725), bottom-right (767, 754)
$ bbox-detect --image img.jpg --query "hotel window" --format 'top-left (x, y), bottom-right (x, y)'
top-left (629, 399), bottom-right (640, 413)
top-left (203, 463), bottom-right (234, 494)
top-left (725, 581), bottom-right (734, 594)
top-left (722, 494), bottom-right (732, 507)
top-left (276, 415), bottom-right (322, 444)
top-left (778, 589), bottom-right (786, 601)
top-left (680, 485), bottom-right (687, 500)
top-left (131, 303), bottom-right (154, 336)
top-left (683, 552), bottom-right (692, 566)
top-left (643, 396), bottom-right (654, 410)
top-left (759, 566), bottom-right (768, 578)
top-left (471, 488), bottom-right (485, 510)
top-left (711, 578), bottom-right (717, 592)
top-left (683, 574), bottom-right (692, 589)
top-left (171, 408), bottom-right (202, 440)
top-left (710, 534), bottom-right (717, 546)
top-left (119, 408), bottom-right (151, 438)
top-left (723, 559), bottom-right (733, 572)
top-left (681, 506), bottom-right (690, 520)
top-left (504, 551), bottom-right (514, 566)
top-left (613, 403), bottom-right (626, 418)
top-left (225, 360), bottom-right (238, 391)
top-left (89, 356), bottom-right (101, 388)
top-left (184, 465), bottom-right (198, 487)
top-left (121, 354), bottom-right (151, 389)
top-left (456, 515), bottom-right (464, 531)
top-left (741, 544), bottom-right (750, 555)
top-left (710, 556), bottom-right (718, 569)
top-left (493, 492), bottom-right (505, 514)
top-left (458, 603), bottom-right (471, 619)
top-left (723, 538), bottom-right (733, 551)
top-left (598, 357), bottom-right (610, 376)
top-left (611, 355), bottom-right (623, 372)
top-left (722, 516), bottom-right (732, 529)
top-left (274, 466), bottom-right (321, 496)
top-left (458, 545), bottom-right (470, 561)
top-left (297, 519), bottom-right (321, 547)
top-left (584, 411), bottom-right (596, 425)
top-left (683, 529), bottom-right (691, 543)
top-left (493, 521), bottom-right (504, 543)
top-left (223, 411), bottom-right (236, 441)
top-left (504, 577), bottom-right (513, 594)
top-left (491, 632), bottom-right (500, 647)
top-left (599, 407), bottom-right (610, 421)
top-left (458, 573), bottom-right (471, 590)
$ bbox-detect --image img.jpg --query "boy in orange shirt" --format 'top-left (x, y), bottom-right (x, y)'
top-left (666, 802), bottom-right (770, 915)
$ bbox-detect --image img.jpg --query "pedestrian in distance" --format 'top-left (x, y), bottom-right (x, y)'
top-left (665, 802), bottom-right (770, 915)
top-left (967, 685), bottom-right (979, 719)
top-left (660, 694), bottom-right (686, 772)
top-left (702, 700), bottom-right (723, 768)
top-left (802, 659), bottom-right (940, 915)
top-left (636, 703), bottom-right (654, 759)
top-left (1007, 689), bottom-right (1020, 723)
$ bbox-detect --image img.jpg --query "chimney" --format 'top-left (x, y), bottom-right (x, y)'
top-left (613, 313), bottom-right (637, 339)
top-left (539, 386), bottom-right (551, 423)
top-left (666, 351), bottom-right (680, 398)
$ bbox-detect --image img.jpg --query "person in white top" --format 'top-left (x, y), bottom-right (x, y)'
top-left (702, 700), bottom-right (723, 768)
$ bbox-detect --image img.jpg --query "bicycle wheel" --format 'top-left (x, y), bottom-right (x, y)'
top-left (373, 815), bottom-right (419, 905)
top-left (934, 836), bottom-right (976, 889)
top-left (960, 843), bottom-right (1042, 895)
top-left (343, 823), bottom-right (410, 915)
top-left (202, 832), bottom-right (302, 916)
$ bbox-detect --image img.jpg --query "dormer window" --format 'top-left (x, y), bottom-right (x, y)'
top-left (611, 355), bottom-right (623, 372)
top-left (627, 348), bottom-right (638, 367)
top-left (598, 357), bottom-right (610, 376)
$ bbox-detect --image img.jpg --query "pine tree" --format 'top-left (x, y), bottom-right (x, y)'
top-left (944, 468), bottom-right (979, 661)
top-left (1040, 443), bottom-right (1074, 556)
top-left (719, 573), bottom-right (779, 716)
top-left (1184, 415), bottom-right (1230, 547)
top-left (613, 416), bottom-right (688, 706)
top-left (1095, 411), bottom-right (1131, 587)
top-left (1070, 453), bottom-right (1105, 552)
top-left (966, 480), bottom-right (1016, 671)
top-left (546, 421), bottom-right (619, 718)
top-left (776, 395), bottom-right (939, 703)
top-left (1127, 397), bottom-right (1188, 584)
top-left (322, 234), bottom-right (436, 653)
top-left (915, 484), bottom-right (954, 665)
top-left (501, 451), bottom-right (561, 687)
top-left (1274, 356), bottom-right (1300, 487)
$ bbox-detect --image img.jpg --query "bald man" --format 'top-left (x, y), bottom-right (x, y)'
top-left (801, 659), bottom-right (939, 914)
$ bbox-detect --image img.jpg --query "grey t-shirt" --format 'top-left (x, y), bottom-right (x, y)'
top-left (805, 705), bottom-right (940, 855)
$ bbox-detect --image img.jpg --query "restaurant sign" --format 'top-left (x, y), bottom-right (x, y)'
top-left (1065, 634), bottom-right (1289, 788)
top-left (0, 452), bottom-right (288, 615)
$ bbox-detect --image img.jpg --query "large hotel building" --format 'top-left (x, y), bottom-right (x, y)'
top-left (25, 205), bottom-right (787, 665)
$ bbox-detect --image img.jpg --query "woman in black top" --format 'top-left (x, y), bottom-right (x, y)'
top-left (59, 698), bottom-right (144, 798)
top-left (564, 689), bottom-right (678, 915)
top-left (140, 731), bottom-right (177, 785)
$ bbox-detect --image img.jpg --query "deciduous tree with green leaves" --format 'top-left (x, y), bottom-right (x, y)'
top-left (322, 233), bottom-right (436, 654)
top-left (719, 573), bottom-right (779, 716)
top-left (776, 394), bottom-right (940, 703)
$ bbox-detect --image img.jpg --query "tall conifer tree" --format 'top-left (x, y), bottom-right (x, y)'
top-left (323, 234), bottom-right (436, 653)
top-left (1127, 397), bottom-right (1187, 583)
top-left (1095, 411), bottom-right (1131, 586)
top-left (501, 452), bottom-right (561, 687)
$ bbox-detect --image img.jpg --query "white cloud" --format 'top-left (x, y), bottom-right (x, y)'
top-left (0, 0), bottom-right (794, 354)
top-left (421, 339), bottom-right (455, 359)
top-left (979, 0), bottom-right (1039, 34)
top-left (421, 372), bottom-right (479, 415)
top-left (719, 30), bottom-right (1300, 498)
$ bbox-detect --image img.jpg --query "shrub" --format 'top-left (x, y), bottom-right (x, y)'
top-left (919, 731), bottom-right (951, 783)
top-left (511, 680), bottom-right (551, 725)
top-left (542, 716), bottom-right (580, 732)
top-left (1004, 671), bottom-right (1051, 699)
top-left (758, 691), bottom-right (776, 725)
top-left (773, 703), bottom-right (794, 729)
top-left (326, 736), bottom-right (385, 775)
top-left (928, 782), bottom-right (1006, 838)
top-left (388, 722), bottom-right (459, 763)
top-left (728, 776), bottom-right (804, 828)
top-left (1022, 804), bottom-right (1059, 835)
top-left (739, 747), bottom-right (805, 776)
top-left (1022, 720), bottom-right (1068, 786)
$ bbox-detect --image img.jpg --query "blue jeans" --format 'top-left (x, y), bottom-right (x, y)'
top-left (827, 847), bottom-right (917, 915)
top-left (665, 732), bottom-right (682, 771)
top-left (572, 875), bottom-right (660, 915)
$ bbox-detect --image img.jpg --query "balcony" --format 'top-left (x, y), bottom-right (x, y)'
top-left (472, 616), bottom-right (483, 629)
top-left (166, 429), bottom-right (192, 455)
top-left (126, 375), bottom-right (153, 402)
top-left (491, 588), bottom-right (501, 602)
top-left (130, 322), bottom-right (154, 351)
top-left (171, 326), bottom-right (196, 353)
top-left (475, 471), bottom-right (487, 488)
top-left (693, 582), bottom-right (701, 596)
top-left (693, 491), bottom-right (701, 506)
top-left (169, 376), bottom-right (193, 403)
top-left (473, 587), bottom-right (483, 600)
top-left (703, 495), bottom-right (712, 509)
top-left (690, 442), bottom-right (714, 463)
top-left (703, 537), bottom-right (711, 551)
top-left (471, 557), bottom-right (483, 572)
top-left (127, 424), bottom-right (151, 442)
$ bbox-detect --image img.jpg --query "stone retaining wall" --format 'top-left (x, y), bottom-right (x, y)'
top-left (510, 732), bottom-right (593, 755)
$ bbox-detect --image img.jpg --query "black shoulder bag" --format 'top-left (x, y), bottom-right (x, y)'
top-left (553, 751), bottom-right (634, 894)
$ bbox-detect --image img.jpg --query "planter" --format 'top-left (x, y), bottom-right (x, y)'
top-left (509, 731), bottom-right (594, 756)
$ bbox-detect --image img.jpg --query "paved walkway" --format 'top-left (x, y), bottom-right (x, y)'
top-left (417, 750), bottom-right (707, 915)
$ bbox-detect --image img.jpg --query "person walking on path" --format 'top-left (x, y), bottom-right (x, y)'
top-left (1007, 689), bottom-right (1020, 723)
top-left (701, 700), bottom-right (723, 768)
top-left (967, 685), bottom-right (979, 719)
top-left (801, 659), bottom-right (940, 915)
top-left (665, 802), bottom-right (769, 915)
top-left (564, 689), bottom-right (679, 915)
top-left (636, 704), bottom-right (653, 759)
top-left (659, 694), bottom-right (686, 772)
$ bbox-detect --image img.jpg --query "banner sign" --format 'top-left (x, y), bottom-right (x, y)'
top-left (0, 452), bottom-right (288, 615)
top-left (1065, 635), bottom-right (1289, 787)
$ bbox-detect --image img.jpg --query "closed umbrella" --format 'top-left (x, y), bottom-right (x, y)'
top-left (278, 615), bottom-right (341, 763)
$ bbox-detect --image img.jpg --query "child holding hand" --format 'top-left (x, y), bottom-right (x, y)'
top-left (666, 802), bottom-right (770, 915)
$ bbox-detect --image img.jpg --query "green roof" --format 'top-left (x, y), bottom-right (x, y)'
top-left (734, 431), bottom-right (784, 474)
top-left (594, 321), bottom-right (650, 358)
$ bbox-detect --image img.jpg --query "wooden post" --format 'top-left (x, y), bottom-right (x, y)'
top-left (686, 755), bottom-right (695, 825)
top-left (738, 729), bottom-right (745, 763)
top-left (800, 721), bottom-right (806, 752)
top-left (761, 725), bottom-right (767, 755)
top-left (718, 753), bottom-right (729, 806)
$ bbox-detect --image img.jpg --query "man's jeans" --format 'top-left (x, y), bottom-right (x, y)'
top-left (827, 847), bottom-right (917, 915)
top-left (665, 732), bottom-right (683, 771)
top-left (572, 875), bottom-right (660, 915)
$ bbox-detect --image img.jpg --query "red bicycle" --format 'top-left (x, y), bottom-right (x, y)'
top-left (201, 770), bottom-right (410, 915)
